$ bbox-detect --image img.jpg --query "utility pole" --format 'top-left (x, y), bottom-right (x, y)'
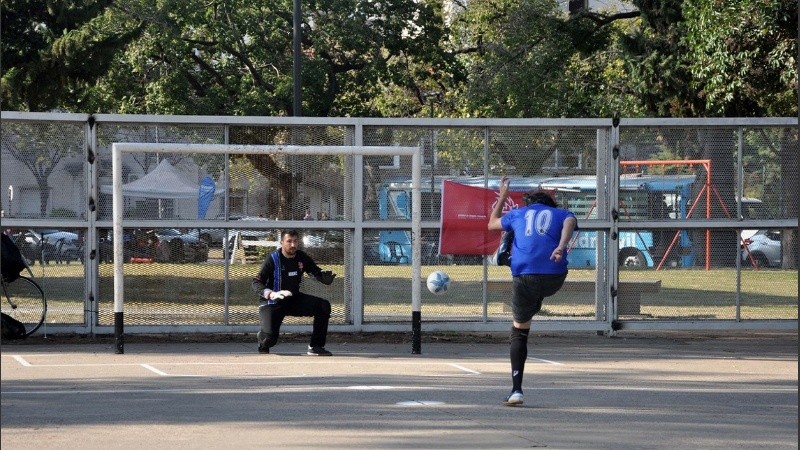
top-left (421, 92), bottom-right (441, 218)
top-left (293, 0), bottom-right (302, 117)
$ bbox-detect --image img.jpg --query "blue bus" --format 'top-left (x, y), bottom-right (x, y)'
top-left (537, 174), bottom-right (695, 268)
top-left (375, 174), bottom-right (697, 268)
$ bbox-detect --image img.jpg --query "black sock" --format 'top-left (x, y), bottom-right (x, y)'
top-left (510, 326), bottom-right (529, 392)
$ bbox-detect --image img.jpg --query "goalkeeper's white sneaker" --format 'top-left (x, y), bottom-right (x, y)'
top-left (504, 390), bottom-right (523, 406)
top-left (307, 346), bottom-right (332, 356)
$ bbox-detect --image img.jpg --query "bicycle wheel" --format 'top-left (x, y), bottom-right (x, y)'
top-left (1, 276), bottom-right (47, 337)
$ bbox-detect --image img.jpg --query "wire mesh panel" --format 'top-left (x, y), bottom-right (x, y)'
top-left (225, 125), bottom-right (352, 325)
top-left (1, 120), bottom-right (88, 328)
top-left (228, 125), bottom-right (350, 221)
top-left (96, 148), bottom-right (351, 327)
top-left (362, 127), bottom-right (491, 322)
top-left (96, 225), bottom-right (217, 326)
top-left (96, 124), bottom-right (226, 221)
top-left (96, 227), bottom-right (347, 327)
top-left (2, 113), bottom-right (795, 334)
top-left (360, 125), bottom-right (607, 322)
top-left (8, 227), bottom-right (87, 327)
top-left (618, 233), bottom-right (798, 321)
top-left (1, 121), bottom-right (87, 220)
top-left (617, 125), bottom-right (799, 320)
top-left (488, 127), bottom-right (604, 321)
top-left (739, 228), bottom-right (799, 319)
top-left (740, 127), bottom-right (797, 222)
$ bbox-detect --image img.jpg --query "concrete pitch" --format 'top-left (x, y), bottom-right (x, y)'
top-left (1, 332), bottom-right (797, 449)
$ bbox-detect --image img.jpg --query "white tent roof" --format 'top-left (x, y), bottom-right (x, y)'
top-left (100, 159), bottom-right (223, 199)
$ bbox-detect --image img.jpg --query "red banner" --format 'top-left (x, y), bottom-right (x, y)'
top-left (439, 181), bottom-right (526, 255)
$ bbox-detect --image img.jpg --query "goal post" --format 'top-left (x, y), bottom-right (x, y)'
top-left (111, 143), bottom-right (422, 354)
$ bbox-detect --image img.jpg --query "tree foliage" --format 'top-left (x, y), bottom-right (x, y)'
top-left (27, 0), bottom-right (457, 118)
top-left (617, 0), bottom-right (700, 117)
top-left (1, 0), bottom-right (142, 111)
top-left (3, 0), bottom-right (795, 119)
top-left (683, 0), bottom-right (797, 117)
top-left (618, 0), bottom-right (797, 118)
top-left (449, 0), bottom-right (620, 118)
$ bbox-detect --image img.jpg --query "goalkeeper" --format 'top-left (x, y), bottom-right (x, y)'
top-left (252, 229), bottom-right (337, 356)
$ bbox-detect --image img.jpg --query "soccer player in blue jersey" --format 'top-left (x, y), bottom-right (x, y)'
top-left (252, 230), bottom-right (337, 356)
top-left (488, 178), bottom-right (578, 406)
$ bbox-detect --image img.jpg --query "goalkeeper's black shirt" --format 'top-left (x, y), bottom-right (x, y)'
top-left (252, 249), bottom-right (322, 297)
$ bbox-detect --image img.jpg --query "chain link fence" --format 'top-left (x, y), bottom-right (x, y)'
top-left (1, 113), bottom-right (796, 335)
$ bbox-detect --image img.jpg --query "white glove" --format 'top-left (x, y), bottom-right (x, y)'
top-left (265, 289), bottom-right (293, 300)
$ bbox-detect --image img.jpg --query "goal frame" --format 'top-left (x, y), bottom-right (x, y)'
top-left (111, 143), bottom-right (422, 354)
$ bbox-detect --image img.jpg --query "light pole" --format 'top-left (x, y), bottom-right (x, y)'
top-left (422, 91), bottom-right (441, 120)
top-left (293, 0), bottom-right (302, 117)
top-left (421, 92), bottom-right (441, 163)
top-left (421, 92), bottom-right (441, 218)
top-left (291, 0), bottom-right (302, 219)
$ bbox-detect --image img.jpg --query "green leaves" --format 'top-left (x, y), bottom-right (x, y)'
top-left (2, 0), bottom-right (795, 119)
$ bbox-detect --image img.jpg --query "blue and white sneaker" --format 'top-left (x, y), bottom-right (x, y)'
top-left (504, 390), bottom-right (523, 406)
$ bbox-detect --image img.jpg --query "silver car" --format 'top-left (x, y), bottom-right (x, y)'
top-left (741, 229), bottom-right (782, 268)
top-left (18, 229), bottom-right (83, 265)
top-left (198, 215), bottom-right (274, 247)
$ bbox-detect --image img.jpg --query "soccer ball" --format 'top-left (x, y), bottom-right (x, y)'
top-left (426, 271), bottom-right (451, 294)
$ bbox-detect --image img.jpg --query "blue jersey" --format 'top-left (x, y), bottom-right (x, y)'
top-left (500, 204), bottom-right (576, 276)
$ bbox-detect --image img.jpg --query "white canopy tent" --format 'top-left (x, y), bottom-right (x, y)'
top-left (100, 159), bottom-right (224, 199)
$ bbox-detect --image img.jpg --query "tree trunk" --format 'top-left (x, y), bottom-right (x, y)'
top-left (245, 154), bottom-right (296, 219)
top-left (697, 129), bottom-right (738, 267)
top-left (38, 179), bottom-right (49, 217)
top-left (779, 129), bottom-right (798, 269)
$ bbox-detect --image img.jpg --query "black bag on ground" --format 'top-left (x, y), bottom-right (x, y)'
top-left (2, 234), bottom-right (28, 283)
top-left (1, 312), bottom-right (27, 340)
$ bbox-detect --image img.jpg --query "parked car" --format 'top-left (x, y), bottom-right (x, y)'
top-left (98, 229), bottom-right (157, 263)
top-left (154, 228), bottom-right (202, 245)
top-left (362, 232), bottom-right (441, 265)
top-left (15, 229), bottom-right (83, 265)
top-left (98, 228), bottom-right (208, 263)
top-left (739, 197), bottom-right (769, 242)
top-left (198, 215), bottom-right (274, 247)
top-left (301, 230), bottom-right (344, 263)
top-left (153, 229), bottom-right (209, 263)
top-left (741, 229), bottom-right (782, 268)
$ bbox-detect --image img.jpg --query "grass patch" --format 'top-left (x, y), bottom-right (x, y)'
top-left (31, 262), bottom-right (799, 324)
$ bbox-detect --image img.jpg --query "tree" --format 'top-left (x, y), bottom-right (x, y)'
top-left (59, 0), bottom-right (455, 118)
top-left (1, 0), bottom-right (141, 111)
top-left (616, 1), bottom-right (701, 117)
top-left (451, 0), bottom-right (595, 118)
top-left (618, 0), bottom-right (797, 267)
top-left (444, 0), bottom-right (645, 176)
top-left (682, 0), bottom-right (796, 268)
top-left (683, 0), bottom-right (797, 117)
top-left (59, 0), bottom-right (459, 210)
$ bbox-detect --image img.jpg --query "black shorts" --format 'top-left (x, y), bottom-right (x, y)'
top-left (511, 273), bottom-right (568, 323)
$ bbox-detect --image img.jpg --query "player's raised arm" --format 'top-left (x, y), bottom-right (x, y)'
top-left (488, 177), bottom-right (510, 231)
